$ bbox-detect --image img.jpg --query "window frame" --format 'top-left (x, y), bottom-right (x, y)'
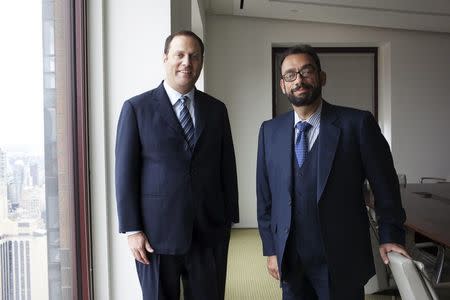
top-left (73, 0), bottom-right (92, 298)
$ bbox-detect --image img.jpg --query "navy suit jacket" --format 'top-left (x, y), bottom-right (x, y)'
top-left (257, 101), bottom-right (405, 286)
top-left (115, 82), bottom-right (239, 255)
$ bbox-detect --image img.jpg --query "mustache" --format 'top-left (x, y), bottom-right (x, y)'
top-left (291, 83), bottom-right (313, 92)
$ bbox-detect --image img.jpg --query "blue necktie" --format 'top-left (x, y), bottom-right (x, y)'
top-left (295, 121), bottom-right (312, 168)
top-left (178, 95), bottom-right (195, 149)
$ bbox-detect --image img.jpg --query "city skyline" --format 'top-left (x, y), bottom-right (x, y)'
top-left (1, 0), bottom-right (82, 298)
top-left (0, 145), bottom-right (48, 299)
top-left (0, 2), bottom-right (51, 299)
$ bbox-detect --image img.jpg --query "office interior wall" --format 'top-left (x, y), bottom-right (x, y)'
top-left (390, 35), bottom-right (450, 184)
top-left (205, 15), bottom-right (450, 228)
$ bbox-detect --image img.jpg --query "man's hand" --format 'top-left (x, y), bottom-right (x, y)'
top-left (267, 255), bottom-right (280, 280)
top-left (128, 232), bottom-right (154, 265)
top-left (379, 243), bottom-right (411, 264)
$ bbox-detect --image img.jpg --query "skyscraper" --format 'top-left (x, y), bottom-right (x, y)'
top-left (0, 222), bottom-right (48, 300)
top-left (0, 182), bottom-right (6, 221)
top-left (29, 163), bottom-right (39, 187)
top-left (0, 148), bottom-right (6, 181)
top-left (0, 148), bottom-right (7, 220)
top-left (12, 160), bottom-right (25, 210)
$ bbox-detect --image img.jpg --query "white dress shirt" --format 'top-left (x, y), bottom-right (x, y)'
top-left (293, 101), bottom-right (322, 150)
top-left (163, 81), bottom-right (196, 126)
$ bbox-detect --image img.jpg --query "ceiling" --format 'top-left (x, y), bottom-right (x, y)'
top-left (206, 0), bottom-right (450, 33)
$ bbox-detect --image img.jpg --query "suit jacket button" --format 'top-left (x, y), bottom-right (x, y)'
top-left (284, 228), bottom-right (289, 234)
top-left (288, 199), bottom-right (292, 206)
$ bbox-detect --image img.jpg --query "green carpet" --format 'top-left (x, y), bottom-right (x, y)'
top-left (226, 229), bottom-right (281, 299)
top-left (225, 229), bottom-right (395, 300)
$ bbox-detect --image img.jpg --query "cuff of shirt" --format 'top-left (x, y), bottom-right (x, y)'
top-left (124, 230), bottom-right (142, 236)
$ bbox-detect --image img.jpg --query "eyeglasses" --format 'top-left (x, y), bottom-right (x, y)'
top-left (281, 67), bottom-right (316, 82)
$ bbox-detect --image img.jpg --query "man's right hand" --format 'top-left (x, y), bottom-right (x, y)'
top-left (267, 255), bottom-right (280, 280)
top-left (127, 232), bottom-right (154, 265)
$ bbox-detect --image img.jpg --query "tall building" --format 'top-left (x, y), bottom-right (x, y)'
top-left (0, 148), bottom-right (6, 181)
top-left (7, 181), bottom-right (18, 213)
top-left (21, 187), bottom-right (44, 219)
top-left (0, 148), bottom-right (7, 221)
top-left (10, 160), bottom-right (25, 211)
top-left (29, 163), bottom-right (39, 187)
top-left (0, 222), bottom-right (48, 300)
top-left (0, 182), bottom-right (6, 221)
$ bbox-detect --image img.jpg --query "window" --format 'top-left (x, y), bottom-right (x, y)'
top-left (0, 1), bottom-right (90, 299)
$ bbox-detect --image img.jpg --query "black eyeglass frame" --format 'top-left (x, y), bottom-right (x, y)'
top-left (281, 65), bottom-right (317, 82)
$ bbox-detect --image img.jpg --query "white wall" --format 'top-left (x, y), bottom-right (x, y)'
top-left (205, 15), bottom-right (450, 228)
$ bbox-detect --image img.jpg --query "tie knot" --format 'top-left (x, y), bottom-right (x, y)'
top-left (296, 121), bottom-right (312, 133)
top-left (179, 95), bottom-right (189, 105)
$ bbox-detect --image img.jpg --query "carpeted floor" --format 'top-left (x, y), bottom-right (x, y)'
top-left (225, 229), bottom-right (395, 300)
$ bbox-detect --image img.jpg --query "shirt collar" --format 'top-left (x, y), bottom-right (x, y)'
top-left (294, 101), bottom-right (322, 128)
top-left (163, 81), bottom-right (196, 106)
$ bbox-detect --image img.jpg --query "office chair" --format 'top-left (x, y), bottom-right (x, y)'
top-left (364, 177), bottom-right (448, 293)
top-left (388, 252), bottom-right (438, 300)
top-left (364, 176), bottom-right (447, 295)
top-left (412, 176), bottom-right (449, 284)
top-left (408, 240), bottom-right (446, 285)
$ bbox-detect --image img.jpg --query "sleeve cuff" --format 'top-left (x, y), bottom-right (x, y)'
top-left (123, 230), bottom-right (142, 236)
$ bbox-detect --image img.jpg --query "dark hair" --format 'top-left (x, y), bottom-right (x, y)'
top-left (164, 30), bottom-right (204, 57)
top-left (279, 44), bottom-right (321, 74)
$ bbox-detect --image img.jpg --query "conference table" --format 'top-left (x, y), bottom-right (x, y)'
top-left (400, 183), bottom-right (450, 248)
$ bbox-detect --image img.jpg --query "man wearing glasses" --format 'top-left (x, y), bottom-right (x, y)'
top-left (256, 44), bottom-right (409, 299)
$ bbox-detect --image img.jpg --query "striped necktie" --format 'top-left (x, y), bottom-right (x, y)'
top-left (295, 121), bottom-right (312, 168)
top-left (178, 95), bottom-right (195, 149)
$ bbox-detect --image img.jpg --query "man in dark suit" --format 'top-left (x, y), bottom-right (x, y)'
top-left (256, 45), bottom-right (409, 299)
top-left (115, 30), bottom-right (239, 300)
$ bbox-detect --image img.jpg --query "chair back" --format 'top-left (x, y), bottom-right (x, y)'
top-left (388, 252), bottom-right (439, 300)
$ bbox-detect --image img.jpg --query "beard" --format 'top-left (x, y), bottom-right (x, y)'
top-left (287, 83), bottom-right (321, 107)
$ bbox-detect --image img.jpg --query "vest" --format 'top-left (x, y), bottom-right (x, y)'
top-left (292, 139), bottom-right (327, 267)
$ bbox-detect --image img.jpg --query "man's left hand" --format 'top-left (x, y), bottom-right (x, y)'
top-left (379, 243), bottom-right (411, 264)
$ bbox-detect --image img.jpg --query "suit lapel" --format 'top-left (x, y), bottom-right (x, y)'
top-left (317, 101), bottom-right (340, 203)
top-left (275, 112), bottom-right (295, 199)
top-left (155, 83), bottom-right (185, 137)
top-left (193, 89), bottom-right (206, 146)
